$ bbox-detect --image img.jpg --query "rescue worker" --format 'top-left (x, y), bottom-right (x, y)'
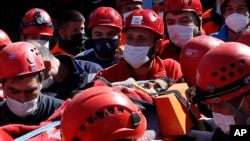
top-left (186, 42), bottom-right (250, 141)
top-left (115, 0), bottom-right (144, 56)
top-left (210, 0), bottom-right (250, 41)
top-left (97, 9), bottom-right (183, 83)
top-left (202, 0), bottom-right (224, 35)
top-left (156, 0), bottom-right (205, 62)
top-left (37, 43), bottom-right (103, 100)
top-left (61, 86), bottom-right (147, 141)
top-left (20, 8), bottom-right (54, 49)
top-left (50, 9), bottom-right (87, 57)
top-left (75, 7), bottom-right (122, 69)
top-left (180, 35), bottom-right (224, 118)
top-left (0, 42), bottom-right (63, 126)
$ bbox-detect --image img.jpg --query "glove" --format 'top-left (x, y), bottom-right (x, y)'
top-left (187, 129), bottom-right (213, 141)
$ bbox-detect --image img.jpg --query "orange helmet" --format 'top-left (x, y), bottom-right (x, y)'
top-left (61, 86), bottom-right (146, 141)
top-left (0, 29), bottom-right (12, 49)
top-left (20, 8), bottom-right (54, 36)
top-left (0, 129), bottom-right (13, 141)
top-left (192, 42), bottom-right (250, 104)
top-left (88, 7), bottom-right (122, 31)
top-left (164, 0), bottom-right (203, 15)
top-left (123, 9), bottom-right (164, 37)
top-left (180, 36), bottom-right (224, 86)
top-left (116, 0), bottom-right (143, 9)
top-left (0, 42), bottom-right (44, 78)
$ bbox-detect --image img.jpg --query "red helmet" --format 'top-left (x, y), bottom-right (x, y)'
top-left (116, 0), bottom-right (143, 9)
top-left (0, 29), bottom-right (11, 49)
top-left (180, 36), bottom-right (224, 86)
top-left (164, 0), bottom-right (203, 15)
top-left (20, 8), bottom-right (54, 36)
top-left (123, 9), bottom-right (164, 37)
top-left (195, 42), bottom-right (250, 104)
top-left (88, 7), bottom-right (122, 31)
top-left (0, 129), bottom-right (13, 141)
top-left (0, 42), bottom-right (44, 78)
top-left (61, 86), bottom-right (146, 141)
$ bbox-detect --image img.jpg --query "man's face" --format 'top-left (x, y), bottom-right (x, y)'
top-left (60, 21), bottom-right (85, 40)
top-left (120, 3), bottom-right (143, 14)
top-left (165, 11), bottom-right (199, 36)
top-left (25, 34), bottom-right (50, 41)
top-left (125, 28), bottom-right (155, 46)
top-left (3, 74), bottom-right (41, 103)
top-left (224, 0), bottom-right (249, 17)
top-left (91, 25), bottom-right (120, 39)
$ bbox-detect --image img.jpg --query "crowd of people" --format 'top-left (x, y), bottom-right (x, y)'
top-left (0, 0), bottom-right (250, 141)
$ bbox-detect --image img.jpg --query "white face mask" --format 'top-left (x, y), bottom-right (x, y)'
top-left (123, 11), bottom-right (132, 23)
top-left (225, 13), bottom-right (249, 33)
top-left (123, 44), bottom-right (150, 69)
top-left (212, 112), bottom-right (235, 134)
top-left (167, 25), bottom-right (193, 48)
top-left (26, 39), bottom-right (50, 49)
top-left (42, 76), bottom-right (54, 89)
top-left (6, 96), bottom-right (38, 118)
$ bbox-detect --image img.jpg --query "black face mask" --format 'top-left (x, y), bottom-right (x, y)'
top-left (91, 38), bottom-right (119, 58)
top-left (59, 33), bottom-right (87, 55)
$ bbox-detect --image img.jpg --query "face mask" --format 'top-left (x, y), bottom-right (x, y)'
top-left (92, 38), bottom-right (119, 58)
top-left (6, 96), bottom-right (38, 118)
top-left (212, 112), bottom-right (235, 134)
top-left (26, 39), bottom-right (49, 49)
top-left (123, 44), bottom-right (150, 69)
top-left (225, 13), bottom-right (249, 33)
top-left (59, 33), bottom-right (87, 55)
top-left (167, 25), bottom-right (193, 48)
top-left (42, 76), bottom-right (54, 89)
top-left (123, 11), bottom-right (132, 22)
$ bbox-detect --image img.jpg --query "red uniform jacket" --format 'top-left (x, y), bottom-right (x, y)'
top-left (97, 56), bottom-right (183, 83)
top-left (156, 39), bottom-right (181, 62)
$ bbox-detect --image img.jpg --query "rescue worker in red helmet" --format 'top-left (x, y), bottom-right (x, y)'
top-left (20, 8), bottom-right (54, 49)
top-left (156, 0), bottom-right (205, 62)
top-left (210, 0), bottom-right (250, 41)
top-left (97, 9), bottom-right (183, 83)
top-left (0, 42), bottom-right (63, 126)
top-left (75, 7), bottom-right (122, 69)
top-left (61, 86), bottom-right (146, 141)
top-left (186, 42), bottom-right (250, 141)
top-left (0, 29), bottom-right (12, 50)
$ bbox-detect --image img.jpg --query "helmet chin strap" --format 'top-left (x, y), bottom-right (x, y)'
top-left (223, 101), bottom-right (250, 124)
